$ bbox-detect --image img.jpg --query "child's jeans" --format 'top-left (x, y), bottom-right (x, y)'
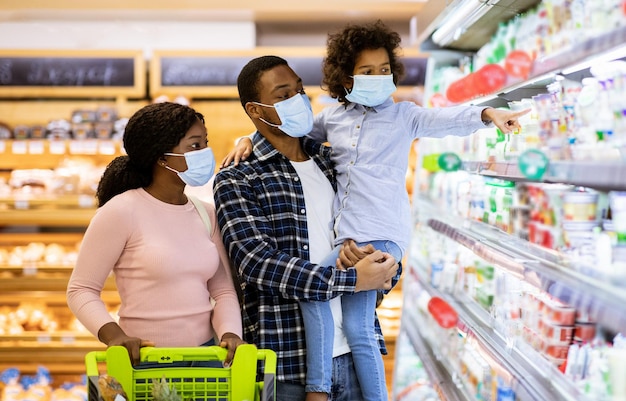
top-left (299, 240), bottom-right (401, 400)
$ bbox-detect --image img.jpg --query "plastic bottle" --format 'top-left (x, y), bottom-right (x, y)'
top-left (427, 296), bottom-right (458, 329)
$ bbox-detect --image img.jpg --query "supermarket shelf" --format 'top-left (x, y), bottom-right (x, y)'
top-left (0, 331), bottom-right (100, 344)
top-left (0, 290), bottom-right (120, 304)
top-left (417, 195), bottom-right (626, 335)
top-left (1, 263), bottom-right (77, 274)
top-left (0, 138), bottom-right (122, 170)
top-left (0, 275), bottom-right (117, 293)
top-left (0, 343), bottom-right (105, 366)
top-left (462, 160), bottom-right (626, 191)
top-left (403, 304), bottom-right (471, 401)
top-left (0, 194), bottom-right (97, 209)
top-left (0, 207), bottom-right (95, 227)
top-left (462, 25), bottom-right (626, 107)
top-left (0, 231), bottom-right (84, 245)
top-left (407, 263), bottom-right (585, 401)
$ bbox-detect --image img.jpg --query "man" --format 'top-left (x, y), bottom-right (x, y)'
top-left (213, 55), bottom-right (400, 401)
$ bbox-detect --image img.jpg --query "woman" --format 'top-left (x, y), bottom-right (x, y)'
top-left (67, 102), bottom-right (243, 366)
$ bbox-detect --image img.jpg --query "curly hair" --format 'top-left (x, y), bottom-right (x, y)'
top-left (96, 102), bottom-right (204, 207)
top-left (323, 20), bottom-right (405, 104)
top-left (237, 55), bottom-right (289, 108)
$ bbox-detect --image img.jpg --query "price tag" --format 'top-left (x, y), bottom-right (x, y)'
top-left (78, 194), bottom-right (95, 208)
top-left (49, 139), bottom-right (67, 155)
top-left (28, 140), bottom-right (45, 154)
top-left (437, 152), bottom-right (462, 172)
top-left (22, 261), bottom-right (37, 276)
top-left (518, 149), bottom-right (549, 180)
top-left (11, 140), bottom-right (27, 154)
top-left (69, 139), bottom-right (98, 154)
top-left (37, 334), bottom-right (52, 343)
top-left (98, 139), bottom-right (116, 155)
top-left (14, 198), bottom-right (29, 209)
top-left (61, 335), bottom-right (76, 344)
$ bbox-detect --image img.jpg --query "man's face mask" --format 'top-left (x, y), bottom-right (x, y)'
top-left (253, 93), bottom-right (314, 138)
top-left (345, 74), bottom-right (397, 107)
top-left (163, 146), bottom-right (216, 187)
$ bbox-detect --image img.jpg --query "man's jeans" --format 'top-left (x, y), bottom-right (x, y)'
top-left (275, 353), bottom-right (365, 401)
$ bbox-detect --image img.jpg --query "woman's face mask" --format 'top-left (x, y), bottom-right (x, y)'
top-left (163, 146), bottom-right (216, 187)
top-left (253, 93), bottom-right (314, 137)
top-left (345, 74), bottom-right (397, 107)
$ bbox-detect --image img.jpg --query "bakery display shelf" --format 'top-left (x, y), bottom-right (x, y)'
top-left (0, 290), bottom-right (119, 305)
top-left (461, 160), bottom-right (626, 192)
top-left (0, 263), bottom-right (76, 274)
top-left (0, 208), bottom-right (96, 227)
top-left (0, 343), bottom-right (104, 364)
top-left (0, 139), bottom-right (122, 172)
top-left (0, 194), bottom-right (97, 209)
top-left (0, 275), bottom-right (117, 292)
top-left (407, 261), bottom-right (584, 401)
top-left (0, 331), bottom-right (101, 345)
top-left (0, 231), bottom-right (84, 245)
top-left (416, 196), bottom-right (626, 335)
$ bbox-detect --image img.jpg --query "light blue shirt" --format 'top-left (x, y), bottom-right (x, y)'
top-left (309, 98), bottom-right (489, 254)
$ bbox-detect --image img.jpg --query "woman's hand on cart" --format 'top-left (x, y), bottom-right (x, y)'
top-left (219, 332), bottom-right (246, 367)
top-left (98, 322), bottom-right (155, 366)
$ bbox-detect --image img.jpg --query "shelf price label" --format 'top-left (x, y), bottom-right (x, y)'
top-left (437, 152), bottom-right (462, 172)
top-left (22, 261), bottom-right (37, 276)
top-left (78, 194), bottom-right (95, 208)
top-left (11, 140), bottom-right (27, 154)
top-left (98, 139), bottom-right (117, 155)
top-left (49, 139), bottom-right (67, 155)
top-left (28, 140), bottom-right (45, 154)
top-left (37, 334), bottom-right (52, 343)
top-left (61, 335), bottom-right (76, 344)
top-left (518, 149), bottom-right (549, 180)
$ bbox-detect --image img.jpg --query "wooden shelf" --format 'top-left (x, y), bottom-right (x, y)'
top-left (0, 232), bottom-right (84, 245)
top-left (0, 139), bottom-right (122, 170)
top-left (0, 208), bottom-right (95, 227)
top-left (0, 194), bottom-right (97, 209)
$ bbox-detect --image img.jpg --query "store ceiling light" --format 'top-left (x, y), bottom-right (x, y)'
top-left (431, 0), bottom-right (501, 47)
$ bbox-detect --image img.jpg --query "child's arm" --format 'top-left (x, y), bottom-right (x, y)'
top-left (481, 107), bottom-right (530, 134)
top-left (220, 134), bottom-right (253, 168)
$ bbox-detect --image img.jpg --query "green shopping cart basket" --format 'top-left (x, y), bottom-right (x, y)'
top-left (85, 344), bottom-right (276, 401)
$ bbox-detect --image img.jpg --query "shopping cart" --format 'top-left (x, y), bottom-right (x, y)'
top-left (85, 344), bottom-right (276, 401)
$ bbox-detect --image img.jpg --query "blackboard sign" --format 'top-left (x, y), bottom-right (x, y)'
top-left (153, 52), bottom-right (426, 98)
top-left (159, 56), bottom-right (324, 87)
top-left (399, 57), bottom-right (428, 86)
top-left (0, 57), bottom-right (135, 87)
top-left (0, 50), bottom-right (145, 98)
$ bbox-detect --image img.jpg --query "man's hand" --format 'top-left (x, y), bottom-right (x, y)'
top-left (353, 251), bottom-right (398, 292)
top-left (220, 137), bottom-right (253, 168)
top-left (481, 107), bottom-right (530, 134)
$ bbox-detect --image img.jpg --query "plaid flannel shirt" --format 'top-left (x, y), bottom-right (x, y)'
top-left (213, 133), bottom-right (400, 385)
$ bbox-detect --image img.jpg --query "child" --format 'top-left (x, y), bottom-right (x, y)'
top-left (223, 21), bottom-right (528, 401)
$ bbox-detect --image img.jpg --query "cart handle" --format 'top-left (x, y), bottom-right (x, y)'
top-left (86, 345), bottom-right (276, 376)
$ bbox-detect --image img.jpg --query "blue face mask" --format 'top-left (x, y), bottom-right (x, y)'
top-left (345, 74), bottom-right (397, 107)
top-left (253, 93), bottom-right (313, 138)
top-left (163, 146), bottom-right (216, 187)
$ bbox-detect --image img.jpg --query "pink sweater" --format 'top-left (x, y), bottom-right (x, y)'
top-left (67, 188), bottom-right (242, 346)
